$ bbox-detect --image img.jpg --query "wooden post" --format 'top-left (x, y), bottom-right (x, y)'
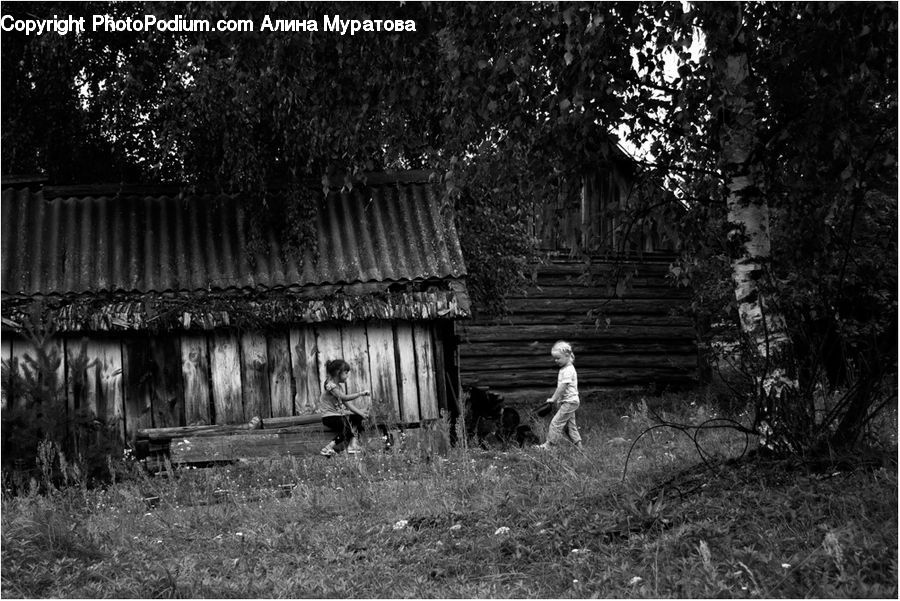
top-left (210, 332), bottom-right (244, 424)
top-left (267, 332), bottom-right (293, 417)
top-left (180, 334), bottom-right (212, 425)
top-left (240, 332), bottom-right (270, 420)
top-left (290, 327), bottom-right (320, 415)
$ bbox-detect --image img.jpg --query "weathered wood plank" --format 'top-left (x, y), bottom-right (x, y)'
top-left (209, 332), bottom-right (244, 424)
top-left (170, 428), bottom-right (332, 464)
top-left (460, 353), bottom-right (698, 372)
top-left (180, 335), bottom-right (211, 426)
top-left (341, 324), bottom-right (372, 398)
top-left (433, 326), bottom-right (449, 417)
top-left (82, 339), bottom-right (105, 417)
top-left (123, 337), bottom-right (154, 439)
top-left (290, 327), bottom-right (319, 415)
top-left (503, 297), bottom-right (686, 314)
top-left (460, 341), bottom-right (697, 357)
top-left (512, 287), bottom-right (691, 300)
top-left (395, 322), bottom-right (420, 423)
top-left (463, 367), bottom-right (696, 388)
top-left (65, 338), bottom-right (91, 415)
top-left (413, 323), bottom-right (439, 420)
top-left (458, 324), bottom-right (695, 342)
top-left (240, 332), bottom-right (270, 419)
top-left (314, 324), bottom-right (344, 397)
top-left (366, 323), bottom-right (401, 422)
top-left (475, 313), bottom-right (694, 327)
top-left (137, 414), bottom-right (322, 441)
top-left (267, 333), bottom-right (293, 418)
top-left (149, 337), bottom-right (183, 429)
top-left (98, 340), bottom-right (125, 439)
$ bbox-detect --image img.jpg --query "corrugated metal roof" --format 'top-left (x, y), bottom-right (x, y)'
top-left (1, 179), bottom-right (467, 298)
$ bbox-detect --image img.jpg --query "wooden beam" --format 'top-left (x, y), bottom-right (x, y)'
top-left (136, 414), bottom-right (323, 441)
top-left (170, 427), bottom-right (333, 464)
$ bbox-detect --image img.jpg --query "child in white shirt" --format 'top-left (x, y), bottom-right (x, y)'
top-left (536, 340), bottom-right (583, 450)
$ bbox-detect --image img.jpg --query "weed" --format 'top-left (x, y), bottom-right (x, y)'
top-left (1, 394), bottom-right (896, 598)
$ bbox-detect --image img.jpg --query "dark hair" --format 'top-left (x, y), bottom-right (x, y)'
top-left (325, 359), bottom-right (350, 378)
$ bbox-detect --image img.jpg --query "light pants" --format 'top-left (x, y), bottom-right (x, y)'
top-left (547, 401), bottom-right (582, 446)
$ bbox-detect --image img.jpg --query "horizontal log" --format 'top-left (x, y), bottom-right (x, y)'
top-left (506, 287), bottom-right (692, 300)
top-left (474, 383), bottom-right (693, 404)
top-left (460, 353), bottom-right (697, 372)
top-left (137, 414), bottom-right (323, 441)
top-left (460, 341), bottom-right (697, 357)
top-left (530, 276), bottom-right (678, 289)
top-left (462, 367), bottom-right (696, 389)
top-left (502, 297), bottom-right (689, 315)
top-left (458, 324), bottom-right (696, 343)
top-left (171, 429), bottom-right (333, 463)
top-left (472, 313), bottom-right (694, 327)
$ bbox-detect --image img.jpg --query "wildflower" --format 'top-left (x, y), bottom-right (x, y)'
top-left (450, 524), bottom-right (462, 531)
top-left (629, 576), bottom-right (643, 585)
top-left (393, 520), bottom-right (409, 530)
top-left (494, 526), bottom-right (510, 535)
top-left (781, 563), bottom-right (791, 569)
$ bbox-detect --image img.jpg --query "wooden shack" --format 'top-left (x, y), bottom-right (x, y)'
top-left (1, 171), bottom-right (469, 456)
top-left (459, 151), bottom-right (697, 401)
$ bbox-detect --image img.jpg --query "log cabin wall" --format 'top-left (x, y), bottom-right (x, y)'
top-left (458, 253), bottom-right (696, 402)
top-left (1, 319), bottom-right (452, 443)
top-left (535, 165), bottom-right (678, 254)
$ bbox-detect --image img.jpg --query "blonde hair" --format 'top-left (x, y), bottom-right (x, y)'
top-left (551, 340), bottom-right (574, 360)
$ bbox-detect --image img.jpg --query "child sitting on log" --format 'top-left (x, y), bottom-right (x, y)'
top-left (319, 359), bottom-right (371, 456)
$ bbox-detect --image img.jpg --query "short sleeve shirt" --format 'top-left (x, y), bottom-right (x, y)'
top-left (557, 364), bottom-right (579, 404)
top-left (319, 380), bottom-right (346, 416)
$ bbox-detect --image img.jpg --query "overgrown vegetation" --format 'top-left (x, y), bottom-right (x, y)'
top-left (2, 393), bottom-right (896, 598)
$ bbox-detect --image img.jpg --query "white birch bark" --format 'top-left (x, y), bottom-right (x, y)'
top-left (718, 23), bottom-right (798, 445)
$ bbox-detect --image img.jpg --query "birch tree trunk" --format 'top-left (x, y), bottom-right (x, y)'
top-left (715, 7), bottom-right (799, 452)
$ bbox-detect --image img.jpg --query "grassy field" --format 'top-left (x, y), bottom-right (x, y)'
top-left (2, 393), bottom-right (897, 598)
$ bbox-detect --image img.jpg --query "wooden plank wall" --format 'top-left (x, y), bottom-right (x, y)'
top-left (458, 255), bottom-right (697, 402)
top-left (0, 320), bottom-right (448, 443)
top-left (536, 168), bottom-right (672, 253)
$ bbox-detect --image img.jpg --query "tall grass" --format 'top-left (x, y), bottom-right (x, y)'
top-left (2, 392), bottom-right (896, 598)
